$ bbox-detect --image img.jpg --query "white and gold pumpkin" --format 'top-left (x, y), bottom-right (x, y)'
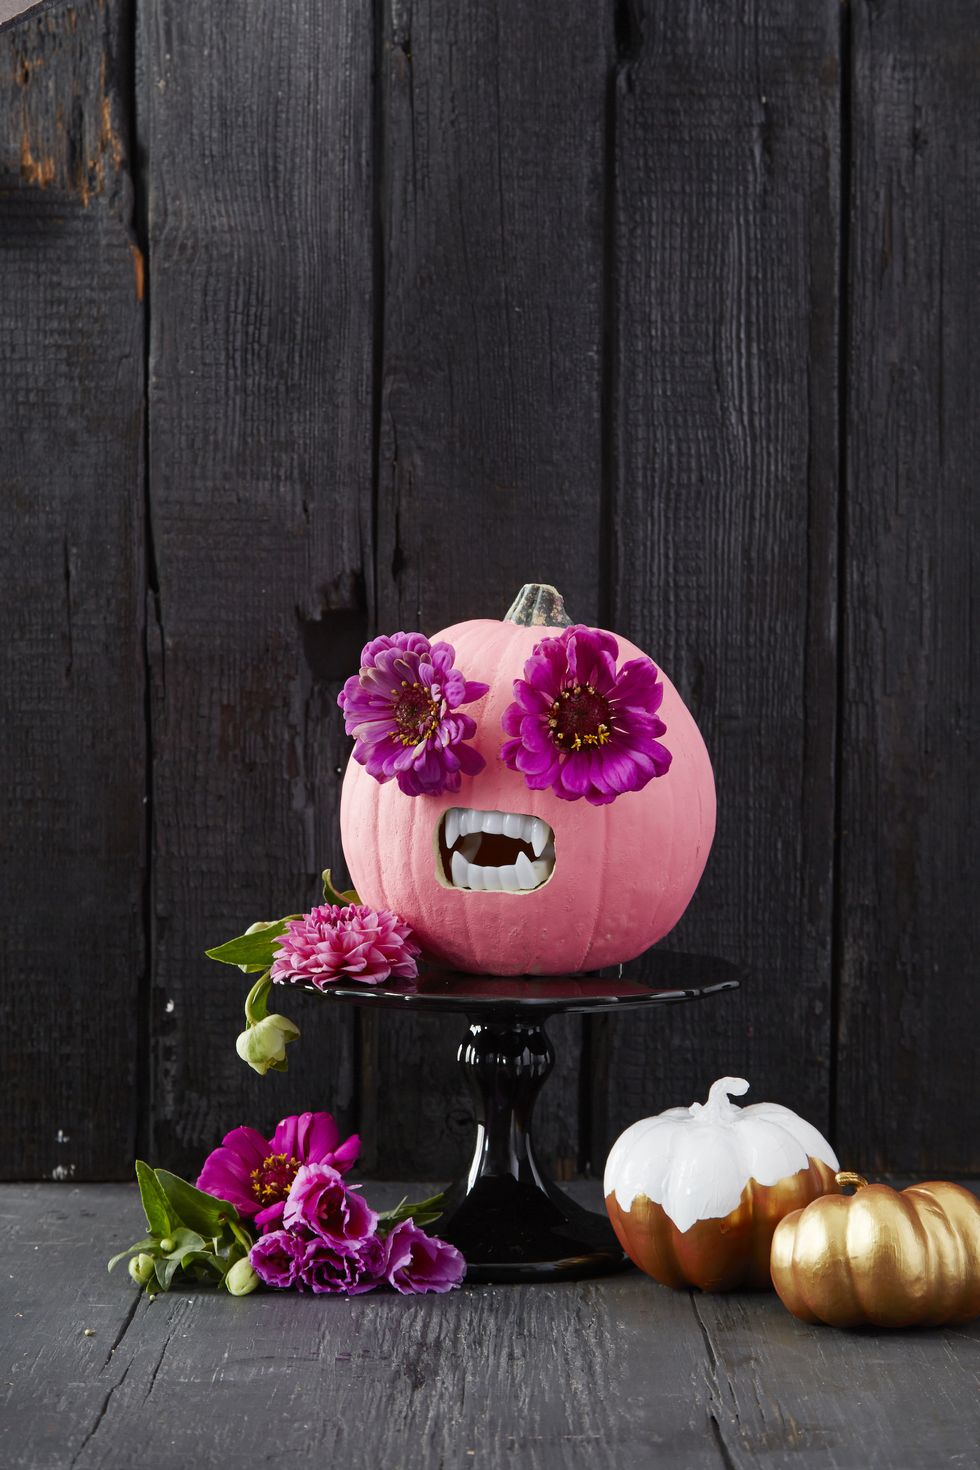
top-left (604, 1077), bottom-right (839, 1291)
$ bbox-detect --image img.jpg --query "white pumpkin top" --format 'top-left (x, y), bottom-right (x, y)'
top-left (603, 1077), bottom-right (839, 1233)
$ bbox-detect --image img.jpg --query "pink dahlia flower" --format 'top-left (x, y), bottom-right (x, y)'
top-left (500, 624), bottom-right (672, 806)
top-left (270, 903), bottom-right (421, 989)
top-left (338, 631), bottom-right (489, 797)
top-left (383, 1219), bottom-right (465, 1294)
top-left (283, 1163), bottom-right (378, 1251)
top-left (196, 1110), bottom-right (360, 1230)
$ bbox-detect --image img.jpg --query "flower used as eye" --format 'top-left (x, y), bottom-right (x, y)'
top-left (500, 624), bottom-right (671, 805)
top-left (338, 631), bottom-right (489, 797)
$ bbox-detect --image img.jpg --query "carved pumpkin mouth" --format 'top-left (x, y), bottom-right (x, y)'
top-left (437, 808), bottom-right (556, 893)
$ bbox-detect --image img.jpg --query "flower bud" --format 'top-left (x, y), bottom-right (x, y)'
top-left (239, 920), bottom-right (279, 972)
top-left (158, 1236), bottom-right (176, 1254)
top-left (225, 1257), bottom-right (260, 1296)
top-left (129, 1252), bottom-right (155, 1285)
top-left (235, 1013), bottom-right (300, 1076)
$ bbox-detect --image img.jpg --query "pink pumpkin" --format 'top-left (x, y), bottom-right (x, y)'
top-left (340, 585), bottom-right (715, 975)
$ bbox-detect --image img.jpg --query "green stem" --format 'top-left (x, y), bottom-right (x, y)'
top-left (228, 1219), bottom-right (255, 1253)
top-left (244, 969), bottom-right (272, 1026)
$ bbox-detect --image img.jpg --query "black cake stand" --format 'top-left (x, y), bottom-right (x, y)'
top-left (303, 952), bottom-right (740, 1283)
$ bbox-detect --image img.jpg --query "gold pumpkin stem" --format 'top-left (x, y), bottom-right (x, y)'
top-left (835, 1170), bottom-right (869, 1192)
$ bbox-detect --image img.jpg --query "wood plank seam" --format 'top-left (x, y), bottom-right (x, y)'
top-left (129, 0), bottom-right (157, 1167)
top-left (691, 1294), bottom-right (742, 1470)
top-left (828, 0), bottom-right (853, 1159)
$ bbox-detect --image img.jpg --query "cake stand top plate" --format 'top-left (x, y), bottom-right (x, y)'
top-left (298, 950), bottom-right (741, 1017)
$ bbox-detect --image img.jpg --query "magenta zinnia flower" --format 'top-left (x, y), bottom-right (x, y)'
top-left (270, 903), bottom-right (421, 988)
top-left (500, 624), bottom-right (671, 806)
top-left (283, 1163), bottom-right (378, 1250)
top-left (338, 631), bottom-right (489, 796)
top-left (196, 1111), bottom-right (360, 1230)
top-left (382, 1219), bottom-right (466, 1294)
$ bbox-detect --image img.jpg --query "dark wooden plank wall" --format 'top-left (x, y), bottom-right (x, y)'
top-left (140, 0), bottom-right (373, 1167)
top-left (0, 0), bottom-right (145, 1179)
top-left (0, 0), bottom-right (976, 1181)
top-left (837, 0), bottom-right (980, 1172)
top-left (591, 0), bottom-right (841, 1163)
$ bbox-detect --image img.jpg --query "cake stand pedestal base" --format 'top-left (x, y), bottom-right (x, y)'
top-left (438, 1017), bottom-right (625, 1282)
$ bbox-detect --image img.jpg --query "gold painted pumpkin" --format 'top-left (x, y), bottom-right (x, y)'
top-left (771, 1173), bottom-right (980, 1328)
top-left (603, 1077), bottom-right (839, 1291)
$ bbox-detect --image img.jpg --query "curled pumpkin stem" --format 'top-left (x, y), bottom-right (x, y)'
top-left (835, 1170), bottom-right (869, 1191)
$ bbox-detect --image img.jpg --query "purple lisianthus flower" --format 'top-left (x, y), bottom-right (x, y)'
top-left (300, 1234), bottom-right (387, 1295)
top-left (196, 1111), bottom-right (360, 1231)
top-left (283, 1163), bottom-right (378, 1251)
top-left (382, 1219), bottom-right (466, 1294)
top-left (270, 903), bottom-right (421, 989)
top-left (500, 624), bottom-right (672, 806)
top-left (338, 631), bottom-right (489, 797)
top-left (249, 1229), bottom-right (308, 1289)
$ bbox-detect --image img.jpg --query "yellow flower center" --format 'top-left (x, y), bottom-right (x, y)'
top-left (249, 1152), bottom-right (301, 1203)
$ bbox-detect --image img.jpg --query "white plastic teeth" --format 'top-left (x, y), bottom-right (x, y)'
top-left (441, 808), bottom-right (556, 893)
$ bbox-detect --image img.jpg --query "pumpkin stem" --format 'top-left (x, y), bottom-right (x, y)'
top-left (692, 1076), bottom-right (750, 1120)
top-left (503, 584), bottom-right (572, 628)
top-left (835, 1170), bottom-right (869, 1192)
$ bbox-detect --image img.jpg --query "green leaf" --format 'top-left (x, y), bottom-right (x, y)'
top-left (409, 1209), bottom-right (443, 1229)
top-left (178, 1249), bottom-right (228, 1278)
top-left (376, 1191), bottom-right (445, 1235)
top-left (136, 1160), bottom-right (176, 1236)
top-left (322, 869), bottom-right (360, 906)
top-left (107, 1235), bottom-right (159, 1272)
top-left (153, 1254), bottom-right (182, 1291)
top-left (224, 1239), bottom-right (249, 1267)
top-left (161, 1226), bottom-right (206, 1259)
top-left (205, 922), bottom-right (288, 968)
top-left (155, 1169), bottom-right (242, 1237)
top-left (375, 1195), bottom-right (409, 1231)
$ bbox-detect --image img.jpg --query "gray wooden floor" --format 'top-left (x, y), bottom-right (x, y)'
top-left (2, 1184), bottom-right (978, 1470)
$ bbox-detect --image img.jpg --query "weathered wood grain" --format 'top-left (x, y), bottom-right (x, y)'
top-left (0, 0), bottom-right (144, 1179)
top-left (2, 1184), bottom-right (978, 1470)
top-left (140, 0), bottom-right (374, 1171)
top-left (362, 0), bottom-right (613, 1180)
top-left (694, 1286), bottom-right (980, 1469)
top-left (592, 0), bottom-right (842, 1168)
top-left (0, 1185), bottom-right (151, 1467)
top-left (836, 0), bottom-right (980, 1173)
top-left (0, 1184), bottom-right (719, 1470)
